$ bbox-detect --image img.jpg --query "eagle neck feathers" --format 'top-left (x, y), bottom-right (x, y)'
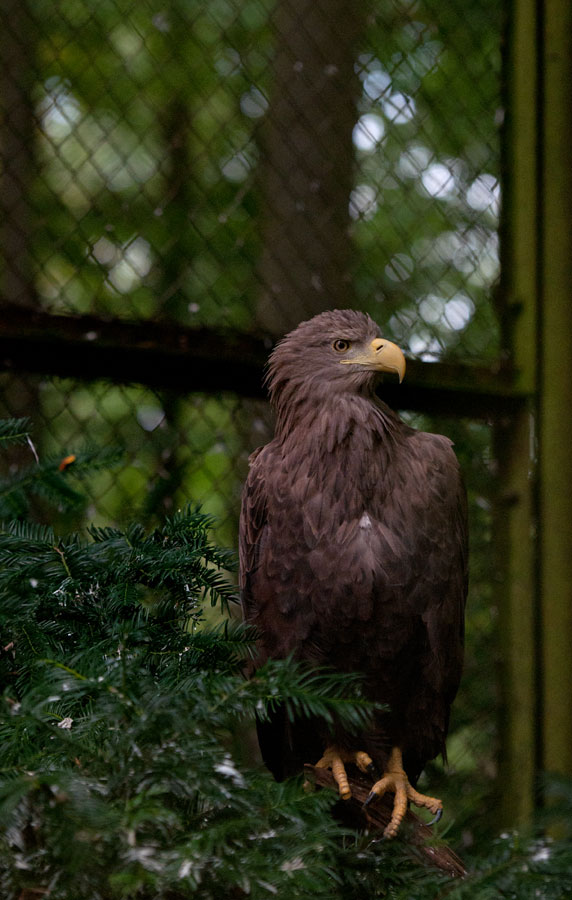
top-left (273, 393), bottom-right (406, 506)
top-left (275, 392), bottom-right (402, 449)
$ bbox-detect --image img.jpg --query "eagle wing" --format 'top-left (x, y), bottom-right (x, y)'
top-left (386, 430), bottom-right (467, 773)
top-left (239, 446), bottom-right (269, 627)
top-left (240, 443), bottom-right (329, 777)
top-left (240, 442), bottom-right (317, 664)
top-left (397, 431), bottom-right (468, 691)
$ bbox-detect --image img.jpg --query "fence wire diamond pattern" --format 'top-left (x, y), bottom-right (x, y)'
top-left (1, 0), bottom-right (501, 530)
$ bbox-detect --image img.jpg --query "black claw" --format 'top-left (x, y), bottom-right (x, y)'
top-left (427, 808), bottom-right (443, 827)
top-left (363, 790), bottom-right (376, 808)
top-left (366, 761), bottom-right (380, 778)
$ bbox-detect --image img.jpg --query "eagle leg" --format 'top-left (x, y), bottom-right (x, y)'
top-left (310, 746), bottom-right (375, 800)
top-left (364, 746), bottom-right (443, 839)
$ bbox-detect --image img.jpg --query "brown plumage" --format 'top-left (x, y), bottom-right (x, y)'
top-left (239, 309), bottom-right (468, 836)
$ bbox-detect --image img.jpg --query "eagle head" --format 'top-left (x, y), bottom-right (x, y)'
top-left (266, 309), bottom-right (406, 412)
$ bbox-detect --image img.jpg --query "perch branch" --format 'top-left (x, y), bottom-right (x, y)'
top-left (304, 763), bottom-right (467, 878)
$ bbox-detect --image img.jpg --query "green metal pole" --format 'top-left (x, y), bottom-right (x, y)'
top-left (495, 0), bottom-right (540, 825)
top-left (538, 0), bottom-right (572, 778)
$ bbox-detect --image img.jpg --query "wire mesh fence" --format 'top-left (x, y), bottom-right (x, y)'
top-left (1, 0), bottom-right (502, 521)
top-left (1, 0), bottom-right (503, 840)
top-left (3, 0), bottom-right (501, 340)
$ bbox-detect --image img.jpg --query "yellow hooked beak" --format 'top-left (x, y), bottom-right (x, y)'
top-left (340, 337), bottom-right (406, 383)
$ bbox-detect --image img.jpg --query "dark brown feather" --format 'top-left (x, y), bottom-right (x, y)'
top-left (239, 309), bottom-right (468, 784)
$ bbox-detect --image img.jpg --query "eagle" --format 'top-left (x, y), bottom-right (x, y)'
top-left (239, 309), bottom-right (468, 837)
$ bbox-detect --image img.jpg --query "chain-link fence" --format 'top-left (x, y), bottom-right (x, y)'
top-left (1, 0), bottom-right (502, 521)
top-left (1, 0), bottom-right (502, 835)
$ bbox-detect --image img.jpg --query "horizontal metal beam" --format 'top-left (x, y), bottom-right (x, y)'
top-left (0, 304), bottom-right (524, 418)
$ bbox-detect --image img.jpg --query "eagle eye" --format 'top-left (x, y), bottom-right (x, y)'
top-left (333, 339), bottom-right (350, 353)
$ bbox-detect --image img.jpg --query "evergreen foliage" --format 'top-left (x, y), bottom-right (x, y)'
top-left (0, 418), bottom-right (122, 522)
top-left (1, 417), bottom-right (572, 899)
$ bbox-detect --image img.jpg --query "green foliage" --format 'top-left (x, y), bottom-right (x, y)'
top-left (3, 417), bottom-right (572, 900)
top-left (0, 418), bottom-right (381, 899)
top-left (0, 417), bottom-right (34, 447)
top-left (0, 418), bottom-right (123, 522)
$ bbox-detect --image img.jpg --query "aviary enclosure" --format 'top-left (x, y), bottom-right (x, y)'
top-left (1, 0), bottom-right (572, 873)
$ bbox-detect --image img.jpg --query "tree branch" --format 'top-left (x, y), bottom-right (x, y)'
top-left (304, 763), bottom-right (467, 878)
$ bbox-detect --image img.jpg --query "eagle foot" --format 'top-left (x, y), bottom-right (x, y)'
top-left (364, 746), bottom-right (443, 839)
top-left (309, 746), bottom-right (375, 800)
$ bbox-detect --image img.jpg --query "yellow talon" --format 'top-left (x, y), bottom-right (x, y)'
top-left (364, 747), bottom-right (443, 838)
top-left (314, 746), bottom-right (374, 800)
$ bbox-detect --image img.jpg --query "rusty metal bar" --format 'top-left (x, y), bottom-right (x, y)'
top-left (0, 304), bottom-right (525, 417)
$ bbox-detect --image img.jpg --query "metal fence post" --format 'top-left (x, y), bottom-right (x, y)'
top-left (495, 0), bottom-right (540, 824)
top-left (538, 0), bottom-right (572, 780)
